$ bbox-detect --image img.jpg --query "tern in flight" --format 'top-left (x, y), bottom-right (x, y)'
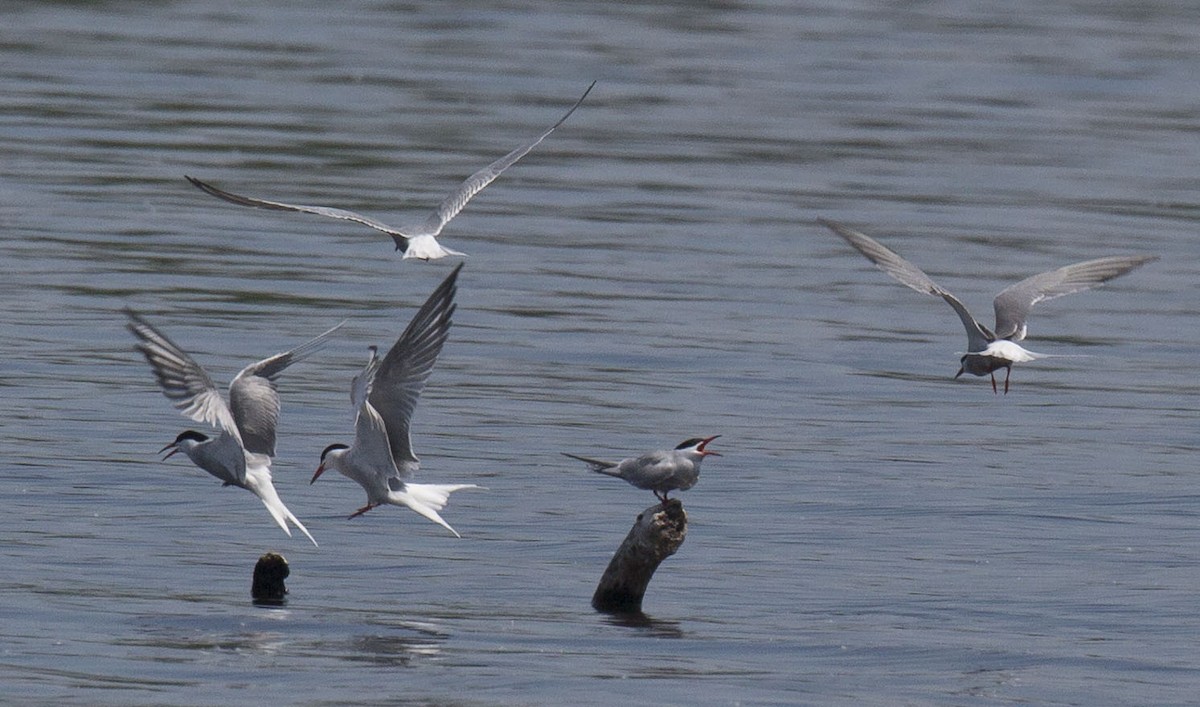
top-left (820, 218), bottom-right (1157, 393)
top-left (312, 263), bottom-right (478, 536)
top-left (185, 81), bottom-right (595, 261)
top-left (563, 436), bottom-right (721, 504)
top-left (128, 310), bottom-right (343, 545)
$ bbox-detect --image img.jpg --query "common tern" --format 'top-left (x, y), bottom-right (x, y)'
top-left (563, 436), bottom-right (721, 504)
top-left (185, 81), bottom-right (595, 261)
top-left (127, 310), bottom-right (341, 545)
top-left (312, 263), bottom-right (478, 537)
top-left (820, 218), bottom-right (1158, 393)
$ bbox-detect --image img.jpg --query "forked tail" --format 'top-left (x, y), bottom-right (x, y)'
top-left (561, 452), bottom-right (620, 476)
top-left (246, 471), bottom-right (319, 547)
top-left (391, 483), bottom-right (480, 538)
top-left (971, 339), bottom-right (1058, 365)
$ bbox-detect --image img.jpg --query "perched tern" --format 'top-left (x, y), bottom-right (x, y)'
top-left (563, 436), bottom-right (721, 504)
top-left (820, 218), bottom-right (1158, 393)
top-left (312, 263), bottom-right (478, 537)
top-left (185, 81), bottom-right (595, 261)
top-left (127, 310), bottom-right (342, 545)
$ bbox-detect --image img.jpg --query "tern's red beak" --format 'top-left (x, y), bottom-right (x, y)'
top-left (158, 442), bottom-right (179, 460)
top-left (310, 464), bottom-right (326, 485)
top-left (698, 435), bottom-right (722, 457)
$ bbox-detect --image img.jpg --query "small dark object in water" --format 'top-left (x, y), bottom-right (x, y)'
top-left (592, 499), bottom-right (687, 614)
top-left (252, 552), bottom-right (289, 606)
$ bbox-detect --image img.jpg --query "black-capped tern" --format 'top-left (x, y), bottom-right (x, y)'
top-left (127, 310), bottom-right (342, 545)
top-left (185, 81), bottom-right (595, 261)
top-left (563, 436), bottom-right (721, 504)
top-left (312, 263), bottom-right (478, 537)
top-left (820, 218), bottom-right (1158, 393)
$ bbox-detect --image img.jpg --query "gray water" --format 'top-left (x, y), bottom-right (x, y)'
top-left (2, 0), bottom-right (1199, 704)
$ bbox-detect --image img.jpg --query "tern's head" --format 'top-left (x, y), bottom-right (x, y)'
top-left (312, 443), bottom-right (350, 484)
top-left (676, 435), bottom-right (721, 458)
top-left (159, 430), bottom-right (209, 459)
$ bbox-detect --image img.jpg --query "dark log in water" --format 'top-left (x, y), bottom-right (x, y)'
top-left (592, 499), bottom-right (687, 613)
top-left (251, 552), bottom-right (289, 606)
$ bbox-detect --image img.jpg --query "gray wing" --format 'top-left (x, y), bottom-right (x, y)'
top-left (126, 309), bottom-right (242, 443)
top-left (186, 175), bottom-right (411, 249)
top-left (992, 255), bottom-right (1158, 340)
top-left (626, 450), bottom-right (675, 476)
top-left (417, 81), bottom-right (595, 236)
top-left (228, 320), bottom-right (344, 457)
top-left (350, 346), bottom-right (381, 410)
top-left (369, 263), bottom-right (462, 474)
top-left (345, 401), bottom-right (403, 492)
top-left (821, 218), bottom-right (994, 351)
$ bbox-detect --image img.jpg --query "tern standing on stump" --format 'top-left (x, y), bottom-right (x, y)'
top-left (312, 263), bottom-right (478, 537)
top-left (563, 436), bottom-right (721, 504)
top-left (185, 81), bottom-right (595, 261)
top-left (127, 310), bottom-right (341, 545)
top-left (820, 219), bottom-right (1157, 393)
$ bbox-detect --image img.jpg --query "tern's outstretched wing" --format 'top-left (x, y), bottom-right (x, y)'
top-left (820, 218), bottom-right (994, 352)
top-left (126, 309), bottom-right (242, 444)
top-left (184, 82), bottom-right (594, 252)
top-left (369, 263), bottom-right (462, 475)
top-left (992, 255), bottom-right (1158, 340)
top-left (350, 346), bottom-right (381, 410)
top-left (186, 175), bottom-right (412, 250)
top-left (228, 320), bottom-right (344, 457)
top-left (417, 81), bottom-right (595, 236)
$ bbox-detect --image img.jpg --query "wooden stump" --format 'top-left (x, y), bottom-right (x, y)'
top-left (591, 499), bottom-right (687, 613)
top-left (251, 552), bottom-right (289, 606)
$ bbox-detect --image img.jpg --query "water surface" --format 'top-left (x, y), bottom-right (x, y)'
top-left (2, 1), bottom-right (1199, 704)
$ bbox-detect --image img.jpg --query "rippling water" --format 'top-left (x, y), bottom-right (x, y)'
top-left (3, 1), bottom-right (1199, 704)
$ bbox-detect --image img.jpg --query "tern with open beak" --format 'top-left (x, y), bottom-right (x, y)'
top-left (563, 436), bottom-right (721, 504)
top-left (128, 310), bottom-right (341, 545)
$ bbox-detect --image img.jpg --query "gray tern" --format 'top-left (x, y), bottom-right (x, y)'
top-left (128, 310), bottom-right (342, 545)
top-left (185, 81), bottom-right (595, 261)
top-left (563, 436), bottom-right (721, 504)
top-left (312, 263), bottom-right (478, 536)
top-left (820, 218), bottom-right (1158, 393)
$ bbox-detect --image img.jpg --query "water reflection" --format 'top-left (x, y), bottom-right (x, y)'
top-left (118, 630), bottom-right (292, 657)
top-left (336, 633), bottom-right (446, 667)
top-left (600, 611), bottom-right (684, 639)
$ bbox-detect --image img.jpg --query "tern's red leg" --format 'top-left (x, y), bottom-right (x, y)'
top-left (1003, 367), bottom-right (1011, 395)
top-left (990, 372), bottom-right (998, 395)
top-left (348, 503), bottom-right (377, 519)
